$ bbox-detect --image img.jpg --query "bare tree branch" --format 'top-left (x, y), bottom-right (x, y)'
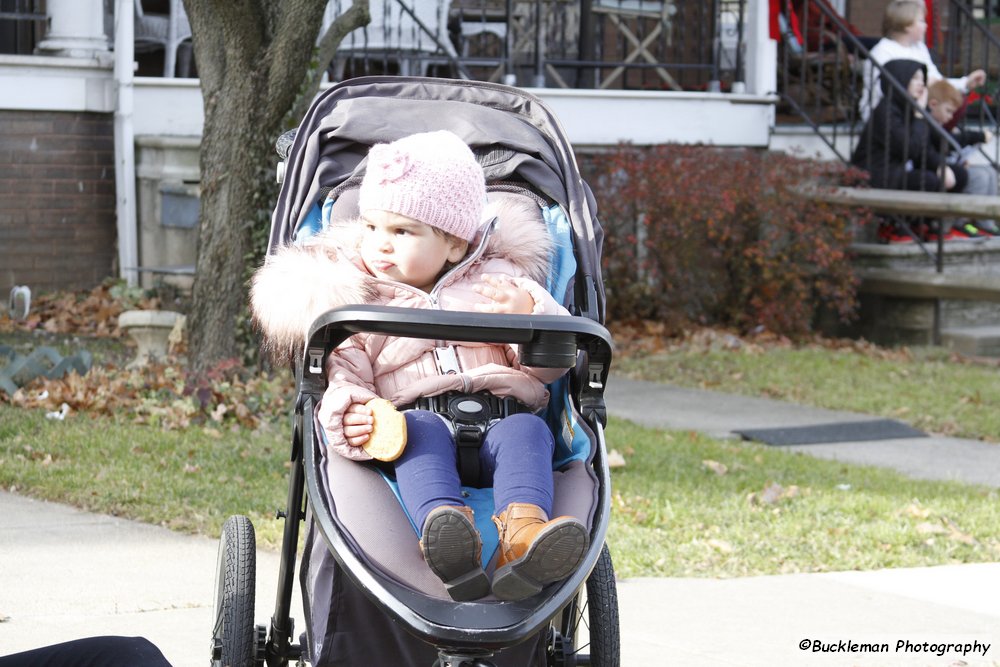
top-left (288, 0), bottom-right (371, 126)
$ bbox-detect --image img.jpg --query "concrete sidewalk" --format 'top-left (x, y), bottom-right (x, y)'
top-left (0, 491), bottom-right (299, 666)
top-left (2, 378), bottom-right (999, 665)
top-left (606, 375), bottom-right (1000, 488)
top-left (2, 492), bottom-right (997, 666)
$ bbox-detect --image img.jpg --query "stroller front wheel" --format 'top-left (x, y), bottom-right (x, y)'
top-left (547, 542), bottom-right (620, 666)
top-left (211, 515), bottom-right (262, 667)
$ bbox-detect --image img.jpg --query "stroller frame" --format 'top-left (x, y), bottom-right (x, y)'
top-left (211, 76), bottom-right (618, 667)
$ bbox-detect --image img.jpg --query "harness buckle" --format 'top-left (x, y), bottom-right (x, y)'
top-left (433, 346), bottom-right (461, 375)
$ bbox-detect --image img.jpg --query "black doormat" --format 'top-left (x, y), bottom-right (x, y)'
top-left (736, 419), bottom-right (927, 446)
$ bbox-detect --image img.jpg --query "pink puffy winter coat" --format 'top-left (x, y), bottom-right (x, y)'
top-left (250, 194), bottom-right (570, 461)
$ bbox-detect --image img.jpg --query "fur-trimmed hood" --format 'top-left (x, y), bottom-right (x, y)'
top-left (250, 192), bottom-right (554, 362)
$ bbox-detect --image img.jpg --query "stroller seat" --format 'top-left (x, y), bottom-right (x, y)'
top-left (317, 444), bottom-right (599, 600)
top-left (212, 76), bottom-right (618, 667)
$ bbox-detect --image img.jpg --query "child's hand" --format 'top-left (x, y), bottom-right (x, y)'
top-left (342, 402), bottom-right (374, 447)
top-left (943, 165), bottom-right (957, 191)
top-left (917, 87), bottom-right (929, 109)
top-left (968, 69), bottom-right (987, 90)
top-left (474, 274), bottom-right (535, 315)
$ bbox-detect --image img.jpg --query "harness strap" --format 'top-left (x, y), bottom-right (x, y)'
top-left (455, 424), bottom-right (485, 487)
top-left (400, 392), bottom-right (533, 486)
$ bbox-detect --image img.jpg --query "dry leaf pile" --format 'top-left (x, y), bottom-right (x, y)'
top-left (2, 283), bottom-right (292, 430)
top-left (7, 359), bottom-right (292, 431)
top-left (0, 281), bottom-right (162, 337)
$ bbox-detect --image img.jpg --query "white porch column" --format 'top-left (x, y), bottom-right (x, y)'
top-left (744, 0), bottom-right (777, 97)
top-left (36, 0), bottom-right (111, 59)
top-left (114, 0), bottom-right (139, 286)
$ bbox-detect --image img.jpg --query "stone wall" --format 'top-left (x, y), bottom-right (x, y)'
top-left (822, 242), bottom-right (1000, 352)
top-left (0, 109), bottom-right (117, 294)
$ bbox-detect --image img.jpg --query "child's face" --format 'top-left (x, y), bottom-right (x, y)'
top-left (901, 13), bottom-right (927, 45)
top-left (929, 99), bottom-right (957, 124)
top-left (907, 69), bottom-right (926, 100)
top-left (359, 210), bottom-right (468, 292)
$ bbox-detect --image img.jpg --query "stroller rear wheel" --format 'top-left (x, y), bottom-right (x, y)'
top-left (211, 515), bottom-right (263, 667)
top-left (547, 543), bottom-right (620, 666)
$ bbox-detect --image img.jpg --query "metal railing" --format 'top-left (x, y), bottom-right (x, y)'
top-left (0, 0), bottom-right (46, 55)
top-left (4, 1), bottom-right (746, 91)
top-left (776, 0), bottom-right (1000, 173)
top-left (330, 0), bottom-right (746, 90)
top-left (776, 0), bottom-right (1000, 263)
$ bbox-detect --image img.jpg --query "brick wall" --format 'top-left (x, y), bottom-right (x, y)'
top-left (0, 110), bottom-right (117, 295)
top-left (846, 0), bottom-right (888, 37)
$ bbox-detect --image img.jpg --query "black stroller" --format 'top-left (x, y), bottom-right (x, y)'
top-left (211, 76), bottom-right (618, 667)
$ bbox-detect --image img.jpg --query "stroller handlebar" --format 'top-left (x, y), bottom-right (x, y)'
top-left (298, 305), bottom-right (613, 426)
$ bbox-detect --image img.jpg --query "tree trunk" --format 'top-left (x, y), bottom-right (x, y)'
top-left (188, 75), bottom-right (272, 367)
top-left (182, 0), bottom-right (368, 372)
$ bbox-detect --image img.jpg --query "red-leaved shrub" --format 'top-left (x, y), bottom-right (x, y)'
top-left (581, 145), bottom-right (869, 336)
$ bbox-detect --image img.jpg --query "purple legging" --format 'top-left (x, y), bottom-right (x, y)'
top-left (394, 410), bottom-right (555, 531)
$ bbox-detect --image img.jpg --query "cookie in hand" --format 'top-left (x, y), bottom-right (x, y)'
top-left (362, 398), bottom-right (408, 462)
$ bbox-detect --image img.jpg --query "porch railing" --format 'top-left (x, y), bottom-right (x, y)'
top-left (776, 0), bottom-right (1000, 265)
top-left (0, 0), bottom-right (46, 55)
top-left (5, 0), bottom-right (747, 92)
top-left (776, 0), bottom-right (1000, 173)
top-left (308, 0), bottom-right (748, 91)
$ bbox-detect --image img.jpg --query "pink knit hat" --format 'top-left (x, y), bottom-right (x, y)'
top-left (358, 130), bottom-right (487, 242)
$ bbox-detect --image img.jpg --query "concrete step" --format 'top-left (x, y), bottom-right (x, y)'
top-left (941, 325), bottom-right (1000, 357)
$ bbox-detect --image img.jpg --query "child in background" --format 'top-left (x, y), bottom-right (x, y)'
top-left (852, 59), bottom-right (961, 243)
top-left (860, 0), bottom-right (986, 124)
top-left (250, 130), bottom-right (588, 602)
top-left (926, 79), bottom-right (998, 236)
top-left (852, 59), bottom-right (956, 192)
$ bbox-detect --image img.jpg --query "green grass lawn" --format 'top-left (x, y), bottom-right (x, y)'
top-left (0, 405), bottom-right (290, 550)
top-left (3, 403), bottom-right (998, 579)
top-left (3, 329), bottom-right (1000, 578)
top-left (614, 343), bottom-right (1000, 442)
top-left (605, 418), bottom-right (1000, 578)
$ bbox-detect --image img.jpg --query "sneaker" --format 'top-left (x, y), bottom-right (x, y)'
top-left (975, 220), bottom-right (1000, 235)
top-left (925, 229), bottom-right (964, 242)
top-left (955, 223), bottom-right (989, 239)
top-left (877, 222), bottom-right (915, 244)
top-left (970, 221), bottom-right (997, 237)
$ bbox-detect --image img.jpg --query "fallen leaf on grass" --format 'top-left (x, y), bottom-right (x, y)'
top-left (748, 482), bottom-right (799, 506)
top-left (916, 522), bottom-right (948, 535)
top-left (706, 538), bottom-right (734, 553)
top-left (914, 519), bottom-right (976, 545)
top-left (901, 502), bottom-right (931, 519)
top-left (607, 449), bottom-right (627, 468)
top-left (44, 403), bottom-right (70, 420)
top-left (702, 459), bottom-right (728, 475)
top-left (942, 517), bottom-right (978, 545)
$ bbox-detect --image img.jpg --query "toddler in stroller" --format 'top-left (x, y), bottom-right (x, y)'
top-left (215, 76), bottom-right (617, 667)
top-left (253, 128), bottom-right (589, 603)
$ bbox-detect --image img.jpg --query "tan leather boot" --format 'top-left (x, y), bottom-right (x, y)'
top-left (419, 505), bottom-right (490, 601)
top-left (491, 503), bottom-right (589, 601)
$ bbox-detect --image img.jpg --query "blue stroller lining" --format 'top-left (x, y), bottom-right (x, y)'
top-left (308, 199), bottom-right (590, 569)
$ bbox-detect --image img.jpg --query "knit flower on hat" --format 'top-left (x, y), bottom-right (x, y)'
top-left (370, 145), bottom-right (411, 185)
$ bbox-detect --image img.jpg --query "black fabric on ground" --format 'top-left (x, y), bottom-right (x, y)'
top-left (736, 420), bottom-right (927, 446)
top-left (0, 636), bottom-right (172, 667)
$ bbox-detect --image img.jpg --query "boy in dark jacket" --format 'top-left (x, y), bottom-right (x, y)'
top-left (852, 59), bottom-right (962, 242)
top-left (852, 58), bottom-right (957, 193)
